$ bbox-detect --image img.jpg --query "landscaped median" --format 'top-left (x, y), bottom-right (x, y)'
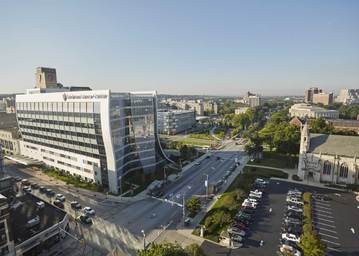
top-left (193, 166), bottom-right (288, 242)
top-left (299, 192), bottom-right (326, 256)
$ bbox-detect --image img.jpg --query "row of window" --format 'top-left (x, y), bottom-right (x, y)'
top-left (41, 148), bottom-right (77, 161)
top-left (20, 124), bottom-right (99, 139)
top-left (322, 161), bottom-right (349, 178)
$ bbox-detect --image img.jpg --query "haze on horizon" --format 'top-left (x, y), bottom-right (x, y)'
top-left (0, 0), bottom-right (358, 96)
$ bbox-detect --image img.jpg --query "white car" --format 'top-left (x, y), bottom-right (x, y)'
top-left (280, 244), bottom-right (301, 256)
top-left (286, 197), bottom-right (304, 205)
top-left (231, 241), bottom-right (243, 249)
top-left (55, 194), bottom-right (66, 202)
top-left (249, 192), bottom-right (262, 198)
top-left (281, 233), bottom-right (300, 243)
top-left (231, 235), bottom-right (244, 242)
top-left (247, 198), bottom-right (259, 203)
top-left (250, 189), bottom-right (263, 195)
top-left (244, 199), bottom-right (258, 205)
top-left (228, 228), bottom-right (246, 237)
top-left (288, 205), bottom-right (303, 213)
top-left (242, 201), bottom-right (257, 208)
top-left (83, 207), bottom-right (96, 216)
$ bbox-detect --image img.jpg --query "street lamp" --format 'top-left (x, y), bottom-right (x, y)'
top-left (141, 229), bottom-right (146, 251)
top-left (204, 174), bottom-right (209, 200)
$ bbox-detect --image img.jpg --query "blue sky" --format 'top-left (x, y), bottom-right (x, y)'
top-left (0, 0), bottom-right (358, 96)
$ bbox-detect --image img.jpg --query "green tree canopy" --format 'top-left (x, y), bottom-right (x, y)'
top-left (299, 230), bottom-right (326, 256)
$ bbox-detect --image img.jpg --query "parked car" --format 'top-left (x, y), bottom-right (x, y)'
top-left (234, 217), bottom-right (250, 225)
top-left (288, 205), bottom-right (303, 213)
top-left (231, 241), bottom-right (243, 249)
top-left (77, 215), bottom-right (93, 225)
top-left (45, 188), bottom-right (55, 197)
top-left (14, 176), bottom-right (22, 182)
top-left (228, 227), bottom-right (246, 237)
top-left (286, 197), bottom-right (303, 205)
top-left (83, 207), bottom-right (95, 216)
top-left (231, 234), bottom-right (244, 242)
top-left (241, 207), bottom-right (255, 215)
top-left (30, 183), bottom-right (39, 189)
top-left (21, 179), bottom-right (31, 186)
top-left (184, 218), bottom-right (192, 226)
top-left (53, 200), bottom-right (64, 209)
top-left (232, 222), bottom-right (247, 230)
top-left (55, 194), bottom-right (66, 202)
top-left (36, 201), bottom-right (45, 209)
top-left (279, 244), bottom-right (301, 256)
top-left (282, 224), bottom-right (302, 236)
top-left (70, 201), bottom-right (82, 210)
top-left (23, 186), bottom-right (31, 193)
top-left (39, 186), bottom-right (46, 193)
top-left (282, 233), bottom-right (300, 243)
top-left (284, 217), bottom-right (302, 225)
top-left (242, 201), bottom-right (257, 209)
top-left (286, 211), bottom-right (303, 220)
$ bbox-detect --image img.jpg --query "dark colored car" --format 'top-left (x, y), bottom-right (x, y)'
top-left (232, 222), bottom-right (248, 230)
top-left (39, 186), bottom-right (46, 193)
top-left (70, 201), bottom-right (82, 210)
top-left (45, 188), bottom-right (55, 197)
top-left (285, 210), bottom-right (302, 220)
top-left (241, 207), bottom-right (255, 215)
top-left (53, 200), bottom-right (64, 209)
top-left (31, 183), bottom-right (39, 189)
top-left (77, 215), bottom-right (92, 225)
top-left (235, 217), bottom-right (250, 225)
top-left (14, 176), bottom-right (22, 182)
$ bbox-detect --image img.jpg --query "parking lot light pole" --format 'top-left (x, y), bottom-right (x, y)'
top-left (141, 230), bottom-right (146, 251)
top-left (204, 174), bottom-right (209, 200)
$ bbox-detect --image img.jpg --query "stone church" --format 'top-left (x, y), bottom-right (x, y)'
top-left (297, 122), bottom-right (359, 184)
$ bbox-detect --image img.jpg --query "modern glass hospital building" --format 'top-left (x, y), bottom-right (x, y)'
top-left (16, 87), bottom-right (165, 194)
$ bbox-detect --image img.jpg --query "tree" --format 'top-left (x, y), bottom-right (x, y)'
top-left (185, 197), bottom-right (201, 217)
top-left (299, 231), bottom-right (326, 256)
top-left (138, 242), bottom-right (188, 256)
top-left (310, 118), bottom-right (334, 134)
top-left (185, 244), bottom-right (205, 256)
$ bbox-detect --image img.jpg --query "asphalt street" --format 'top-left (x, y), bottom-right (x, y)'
top-left (3, 140), bottom-right (245, 255)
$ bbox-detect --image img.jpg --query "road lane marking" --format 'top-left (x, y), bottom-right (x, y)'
top-left (317, 227), bottom-right (337, 233)
top-left (315, 208), bottom-right (333, 214)
top-left (315, 222), bottom-right (336, 228)
top-left (314, 204), bottom-right (332, 210)
top-left (315, 201), bottom-right (331, 207)
top-left (314, 217), bottom-right (334, 223)
top-left (327, 247), bottom-right (341, 252)
top-left (319, 233), bottom-right (339, 239)
top-left (314, 213), bottom-right (334, 218)
top-left (321, 239), bottom-right (341, 246)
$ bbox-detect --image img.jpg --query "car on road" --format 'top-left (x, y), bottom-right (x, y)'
top-left (184, 218), bottom-right (192, 226)
top-left (45, 188), bottom-right (55, 197)
top-left (70, 201), bottom-right (82, 210)
top-left (23, 186), bottom-right (31, 193)
top-left (83, 207), bottom-right (95, 216)
top-left (36, 201), bottom-right (45, 209)
top-left (281, 233), bottom-right (300, 243)
top-left (194, 162), bottom-right (201, 166)
top-left (30, 183), bottom-right (39, 189)
top-left (313, 194), bottom-right (331, 201)
top-left (55, 194), bottom-right (66, 202)
top-left (77, 215), bottom-right (93, 225)
top-left (14, 176), bottom-right (22, 182)
top-left (21, 179), bottom-right (31, 186)
top-left (53, 200), bottom-right (64, 209)
top-left (39, 186), bottom-right (46, 193)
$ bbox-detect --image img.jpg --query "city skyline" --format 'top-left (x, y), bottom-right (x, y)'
top-left (0, 0), bottom-right (358, 96)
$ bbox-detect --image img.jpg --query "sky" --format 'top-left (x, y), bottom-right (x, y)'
top-left (0, 0), bottom-right (358, 96)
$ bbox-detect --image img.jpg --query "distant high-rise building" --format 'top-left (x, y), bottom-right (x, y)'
top-left (35, 67), bottom-right (58, 89)
top-left (335, 89), bottom-right (359, 105)
top-left (312, 92), bottom-right (334, 106)
top-left (243, 91), bottom-right (262, 107)
top-left (304, 87), bottom-right (322, 103)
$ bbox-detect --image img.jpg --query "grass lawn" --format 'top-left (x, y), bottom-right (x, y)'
top-left (188, 133), bottom-right (215, 141)
top-left (43, 168), bottom-right (104, 192)
top-left (252, 151), bottom-right (298, 169)
top-left (193, 166), bottom-right (288, 242)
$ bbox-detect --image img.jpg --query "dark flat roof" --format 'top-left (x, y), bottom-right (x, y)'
top-left (0, 113), bottom-right (17, 129)
top-left (10, 193), bottom-right (66, 245)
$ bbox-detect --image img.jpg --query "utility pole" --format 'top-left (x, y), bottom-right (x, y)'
top-left (141, 230), bottom-right (146, 251)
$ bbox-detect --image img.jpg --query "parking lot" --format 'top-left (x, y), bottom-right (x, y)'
top-left (200, 179), bottom-right (359, 256)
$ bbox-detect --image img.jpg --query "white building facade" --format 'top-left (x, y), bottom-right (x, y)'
top-left (157, 110), bottom-right (196, 135)
top-left (297, 123), bottom-right (359, 185)
top-left (289, 103), bottom-right (339, 119)
top-left (16, 88), bottom-right (164, 194)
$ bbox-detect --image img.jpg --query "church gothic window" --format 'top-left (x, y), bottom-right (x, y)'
top-left (323, 161), bottom-right (331, 175)
top-left (339, 163), bottom-right (349, 178)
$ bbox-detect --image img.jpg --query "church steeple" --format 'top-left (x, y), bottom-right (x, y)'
top-left (300, 121), bottom-right (310, 154)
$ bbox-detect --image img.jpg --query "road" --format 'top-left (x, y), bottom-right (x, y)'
top-left (4, 139), bottom-right (246, 255)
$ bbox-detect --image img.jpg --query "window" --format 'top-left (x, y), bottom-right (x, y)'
top-left (323, 161), bottom-right (331, 175)
top-left (339, 163), bottom-right (349, 178)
